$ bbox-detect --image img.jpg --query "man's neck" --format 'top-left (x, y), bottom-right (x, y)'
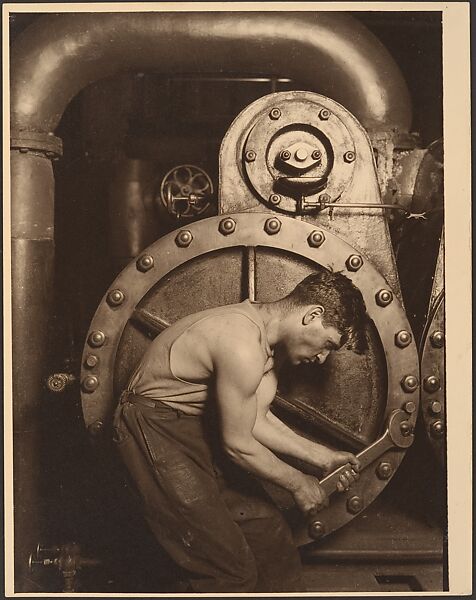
top-left (252, 301), bottom-right (286, 349)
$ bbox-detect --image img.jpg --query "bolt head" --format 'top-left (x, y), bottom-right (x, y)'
top-left (401, 374), bottom-right (419, 393)
top-left (245, 150), bottom-right (256, 163)
top-left (400, 421), bottom-right (413, 437)
top-left (294, 147), bottom-right (309, 162)
top-left (269, 194), bottom-right (281, 206)
top-left (88, 330), bottom-right (106, 348)
top-left (107, 289), bottom-right (125, 307)
top-left (347, 495), bottom-right (363, 514)
top-left (175, 230), bottom-right (193, 247)
top-left (423, 375), bottom-right (441, 393)
top-left (136, 254), bottom-right (154, 272)
top-left (308, 230), bottom-right (326, 248)
top-left (264, 218), bottom-right (281, 235)
top-left (376, 289), bottom-right (393, 307)
top-left (344, 151), bottom-right (356, 163)
top-left (403, 401), bottom-right (416, 414)
top-left (430, 330), bottom-right (445, 348)
top-left (319, 193), bottom-right (331, 204)
top-left (430, 400), bottom-right (442, 415)
top-left (82, 375), bottom-right (99, 393)
top-left (280, 150), bottom-right (291, 161)
top-left (431, 420), bottom-right (444, 438)
top-left (84, 354), bottom-right (99, 368)
top-left (346, 254), bottom-right (363, 272)
top-left (376, 461), bottom-right (393, 480)
top-left (319, 108), bottom-right (330, 120)
top-left (312, 150), bottom-right (322, 161)
top-left (395, 330), bottom-right (412, 348)
top-left (88, 420), bottom-right (104, 435)
top-left (308, 520), bottom-right (325, 539)
top-left (269, 107), bottom-right (282, 120)
top-left (218, 218), bottom-right (236, 236)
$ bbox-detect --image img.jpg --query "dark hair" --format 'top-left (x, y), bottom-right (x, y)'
top-left (282, 266), bottom-right (369, 354)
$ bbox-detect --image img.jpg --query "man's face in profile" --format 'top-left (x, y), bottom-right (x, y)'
top-left (284, 306), bottom-right (342, 366)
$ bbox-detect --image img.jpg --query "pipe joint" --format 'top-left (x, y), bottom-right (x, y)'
top-left (11, 130), bottom-right (63, 160)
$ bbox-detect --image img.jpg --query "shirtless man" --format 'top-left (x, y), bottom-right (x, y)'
top-left (113, 266), bottom-right (368, 593)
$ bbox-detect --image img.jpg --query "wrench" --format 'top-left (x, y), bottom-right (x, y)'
top-left (309, 409), bottom-right (414, 521)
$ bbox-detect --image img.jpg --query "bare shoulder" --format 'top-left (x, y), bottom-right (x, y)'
top-left (201, 313), bottom-right (265, 387)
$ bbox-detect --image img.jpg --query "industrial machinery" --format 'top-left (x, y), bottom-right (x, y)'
top-left (9, 10), bottom-right (446, 593)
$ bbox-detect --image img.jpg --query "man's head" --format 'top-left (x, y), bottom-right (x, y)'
top-left (276, 266), bottom-right (368, 366)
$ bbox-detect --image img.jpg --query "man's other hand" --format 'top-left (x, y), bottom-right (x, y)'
top-left (292, 474), bottom-right (329, 515)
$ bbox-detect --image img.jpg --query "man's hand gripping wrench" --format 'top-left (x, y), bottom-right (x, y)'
top-left (308, 409), bottom-right (414, 532)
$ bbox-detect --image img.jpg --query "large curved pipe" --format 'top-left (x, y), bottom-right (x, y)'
top-left (12, 12), bottom-right (411, 133)
top-left (10, 11), bottom-right (411, 591)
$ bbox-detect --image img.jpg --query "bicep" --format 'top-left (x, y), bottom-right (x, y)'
top-left (214, 344), bottom-right (263, 450)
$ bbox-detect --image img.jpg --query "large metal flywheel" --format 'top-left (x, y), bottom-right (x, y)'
top-left (81, 213), bottom-right (419, 545)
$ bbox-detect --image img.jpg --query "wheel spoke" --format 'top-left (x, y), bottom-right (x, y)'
top-left (130, 308), bottom-right (170, 338)
top-left (246, 246), bottom-right (256, 302)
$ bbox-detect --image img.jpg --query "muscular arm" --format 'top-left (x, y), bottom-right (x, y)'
top-left (252, 369), bottom-right (360, 480)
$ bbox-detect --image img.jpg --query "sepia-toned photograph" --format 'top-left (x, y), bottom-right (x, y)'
top-left (4, 2), bottom-right (471, 596)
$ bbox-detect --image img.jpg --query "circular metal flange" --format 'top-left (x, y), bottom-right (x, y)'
top-left (420, 292), bottom-right (446, 465)
top-left (80, 212), bottom-right (419, 545)
top-left (242, 99), bottom-right (356, 213)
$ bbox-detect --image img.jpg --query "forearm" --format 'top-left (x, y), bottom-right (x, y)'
top-left (253, 412), bottom-right (333, 469)
top-left (225, 436), bottom-right (306, 493)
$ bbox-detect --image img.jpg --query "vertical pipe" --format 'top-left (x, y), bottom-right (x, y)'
top-left (11, 150), bottom-right (55, 590)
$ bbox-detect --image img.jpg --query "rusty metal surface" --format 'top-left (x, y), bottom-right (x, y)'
top-left (11, 12), bottom-right (410, 135)
top-left (80, 213), bottom-right (419, 542)
top-left (219, 92), bottom-right (402, 300)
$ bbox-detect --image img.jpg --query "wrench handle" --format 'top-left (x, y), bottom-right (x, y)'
top-left (319, 431), bottom-right (394, 497)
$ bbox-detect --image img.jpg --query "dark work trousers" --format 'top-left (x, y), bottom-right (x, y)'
top-left (112, 392), bottom-right (303, 593)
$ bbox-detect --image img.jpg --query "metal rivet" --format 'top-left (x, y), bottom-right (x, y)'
top-left (376, 461), bottom-right (393, 480)
top-left (395, 330), bottom-right (412, 348)
top-left (312, 150), bottom-right (322, 160)
top-left (308, 520), bottom-right (325, 540)
top-left (401, 375), bottom-right (419, 393)
top-left (346, 254), bottom-right (363, 272)
top-left (400, 421), bottom-right (413, 437)
top-left (319, 193), bottom-right (331, 203)
top-left (347, 495), bottom-right (363, 514)
top-left (269, 194), bottom-right (281, 206)
top-left (175, 230), bottom-right (193, 247)
top-left (376, 289), bottom-right (393, 307)
top-left (88, 330), bottom-right (106, 348)
top-left (88, 420), bottom-right (104, 436)
top-left (308, 230), bottom-right (325, 248)
top-left (344, 151), bottom-right (356, 163)
top-left (430, 400), bottom-right (442, 415)
top-left (107, 289), bottom-right (125, 307)
top-left (269, 107), bottom-right (281, 120)
top-left (431, 420), bottom-right (444, 438)
top-left (264, 218), bottom-right (281, 235)
top-left (82, 375), bottom-right (99, 393)
top-left (218, 218), bottom-right (236, 235)
top-left (403, 401), bottom-right (416, 414)
top-left (245, 150), bottom-right (256, 163)
top-left (430, 330), bottom-right (445, 348)
top-left (319, 108), bottom-right (330, 120)
top-left (136, 254), bottom-right (154, 272)
top-left (423, 375), bottom-right (440, 393)
top-left (84, 354), bottom-right (99, 369)
top-left (280, 150), bottom-right (291, 161)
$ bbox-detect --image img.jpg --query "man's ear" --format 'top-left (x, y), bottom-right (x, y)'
top-left (302, 305), bottom-right (325, 325)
